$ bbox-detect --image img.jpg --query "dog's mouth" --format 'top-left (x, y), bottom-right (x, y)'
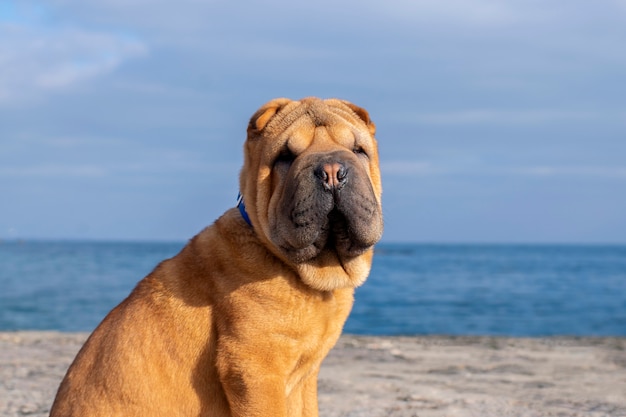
top-left (278, 205), bottom-right (376, 264)
top-left (324, 208), bottom-right (371, 257)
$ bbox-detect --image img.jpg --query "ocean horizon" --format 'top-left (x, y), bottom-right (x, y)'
top-left (1, 240), bottom-right (625, 337)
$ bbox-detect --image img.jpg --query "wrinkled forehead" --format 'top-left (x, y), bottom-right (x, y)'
top-left (262, 100), bottom-right (372, 151)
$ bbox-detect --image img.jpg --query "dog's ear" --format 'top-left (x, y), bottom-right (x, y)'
top-left (342, 101), bottom-right (376, 136)
top-left (248, 98), bottom-right (292, 134)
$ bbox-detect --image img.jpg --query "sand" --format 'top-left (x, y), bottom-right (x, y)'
top-left (1, 332), bottom-right (625, 417)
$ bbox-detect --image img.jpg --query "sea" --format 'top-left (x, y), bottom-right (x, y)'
top-left (1, 241), bottom-right (625, 337)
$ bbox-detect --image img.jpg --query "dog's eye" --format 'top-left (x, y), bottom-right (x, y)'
top-left (275, 148), bottom-right (296, 166)
top-left (353, 146), bottom-right (368, 158)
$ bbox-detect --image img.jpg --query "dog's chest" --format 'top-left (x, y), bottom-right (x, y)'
top-left (282, 288), bottom-right (353, 394)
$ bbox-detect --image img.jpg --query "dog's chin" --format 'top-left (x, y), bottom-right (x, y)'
top-left (290, 243), bottom-right (375, 291)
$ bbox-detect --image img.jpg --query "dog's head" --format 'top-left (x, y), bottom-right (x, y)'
top-left (239, 97), bottom-right (383, 291)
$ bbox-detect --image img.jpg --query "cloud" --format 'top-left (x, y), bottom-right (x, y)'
top-left (0, 164), bottom-right (108, 178)
top-left (391, 109), bottom-right (607, 126)
top-left (0, 132), bottom-right (241, 182)
top-left (382, 161), bottom-right (626, 180)
top-left (364, 0), bottom-right (520, 26)
top-left (515, 166), bottom-right (626, 179)
top-left (382, 161), bottom-right (443, 176)
top-left (0, 12), bottom-right (147, 105)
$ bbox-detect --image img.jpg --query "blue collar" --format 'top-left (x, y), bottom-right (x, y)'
top-left (237, 193), bottom-right (252, 227)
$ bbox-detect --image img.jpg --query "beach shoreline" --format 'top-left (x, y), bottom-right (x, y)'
top-left (1, 332), bottom-right (625, 417)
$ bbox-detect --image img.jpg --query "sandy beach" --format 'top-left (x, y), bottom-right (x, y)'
top-left (1, 332), bottom-right (625, 417)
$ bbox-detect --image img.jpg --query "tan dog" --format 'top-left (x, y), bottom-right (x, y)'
top-left (50, 97), bottom-right (383, 417)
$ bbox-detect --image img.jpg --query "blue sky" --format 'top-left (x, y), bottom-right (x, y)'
top-left (1, 0), bottom-right (625, 243)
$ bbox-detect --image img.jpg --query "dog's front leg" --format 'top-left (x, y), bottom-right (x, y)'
top-left (218, 363), bottom-right (288, 417)
top-left (288, 370), bottom-right (320, 417)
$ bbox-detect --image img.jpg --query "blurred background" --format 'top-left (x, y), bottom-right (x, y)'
top-left (1, 0), bottom-right (625, 244)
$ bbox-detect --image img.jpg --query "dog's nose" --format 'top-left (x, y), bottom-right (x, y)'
top-left (316, 162), bottom-right (347, 191)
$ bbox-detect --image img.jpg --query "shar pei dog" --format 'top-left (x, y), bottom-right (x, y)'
top-left (50, 97), bottom-right (383, 417)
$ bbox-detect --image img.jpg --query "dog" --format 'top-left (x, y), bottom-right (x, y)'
top-left (50, 97), bottom-right (383, 417)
